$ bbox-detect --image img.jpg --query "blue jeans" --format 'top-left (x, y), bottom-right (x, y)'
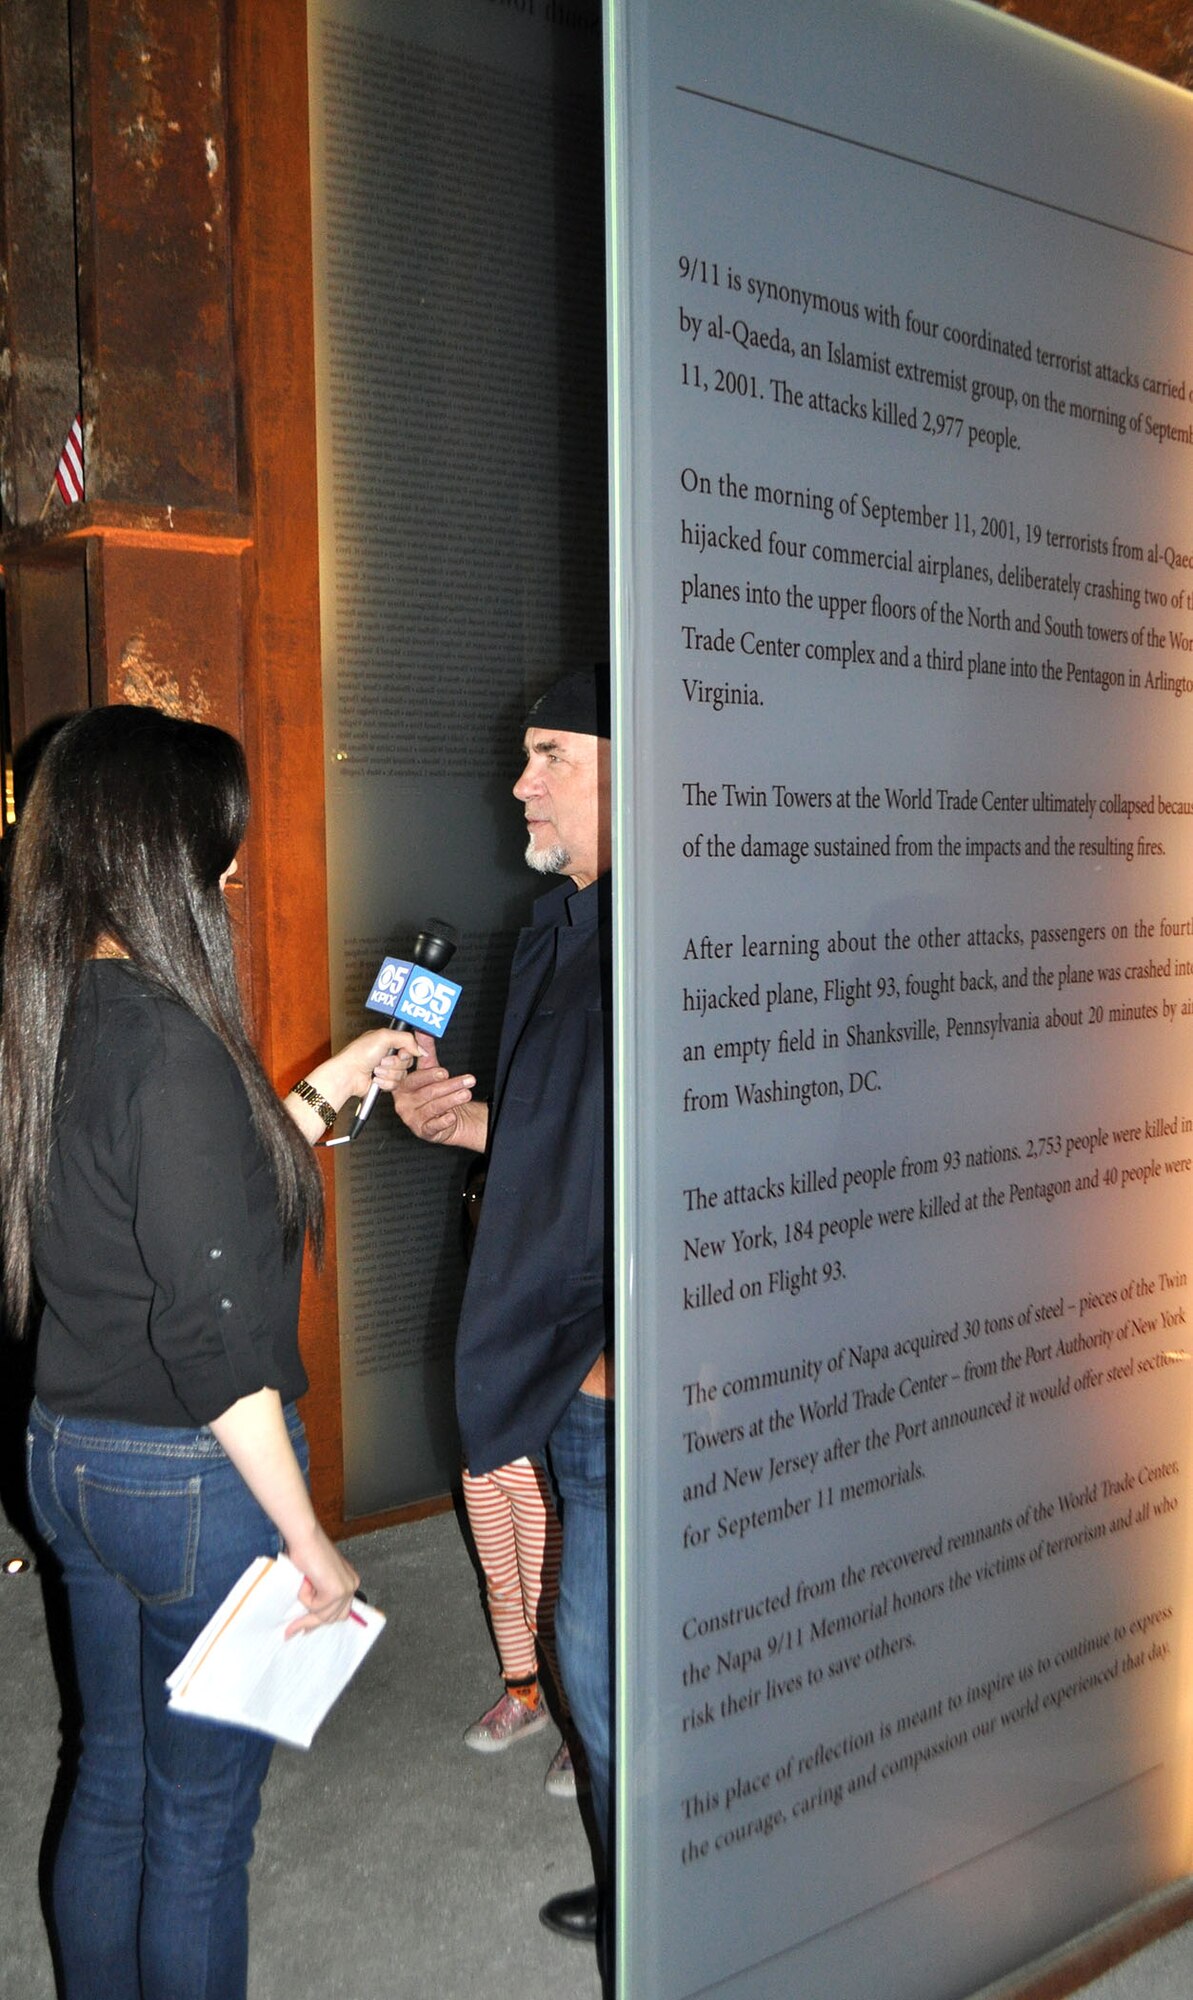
top-left (547, 1388), bottom-right (613, 1872)
top-left (26, 1397), bottom-right (305, 2000)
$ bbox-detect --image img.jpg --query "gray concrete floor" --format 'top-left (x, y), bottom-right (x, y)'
top-left (1082, 1927), bottom-right (1193, 1999)
top-left (1, 1504), bottom-right (1191, 2000)
top-left (0, 1508), bottom-right (600, 2000)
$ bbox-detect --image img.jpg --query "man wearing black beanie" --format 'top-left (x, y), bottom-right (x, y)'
top-left (392, 668), bottom-right (613, 1978)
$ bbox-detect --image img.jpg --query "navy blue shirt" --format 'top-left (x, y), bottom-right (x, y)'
top-left (34, 961), bottom-right (306, 1427)
top-left (455, 875), bottom-right (611, 1474)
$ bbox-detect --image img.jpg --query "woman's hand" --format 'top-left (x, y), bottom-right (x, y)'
top-left (283, 1029), bottom-right (420, 1142)
top-left (390, 1031), bottom-right (488, 1150)
top-left (283, 1524), bottom-right (361, 1637)
top-left (209, 1388), bottom-right (363, 1638)
top-left (325, 1026), bottom-right (419, 1104)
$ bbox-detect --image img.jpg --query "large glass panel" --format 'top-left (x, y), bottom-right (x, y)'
top-left (608, 3), bottom-right (1193, 1992)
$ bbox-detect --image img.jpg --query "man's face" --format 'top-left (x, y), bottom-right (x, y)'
top-left (513, 727), bottom-right (610, 889)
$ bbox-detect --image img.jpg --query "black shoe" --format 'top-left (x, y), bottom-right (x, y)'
top-left (539, 1885), bottom-right (599, 1942)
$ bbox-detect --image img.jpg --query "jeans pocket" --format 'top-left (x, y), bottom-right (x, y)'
top-left (24, 1429), bottom-right (59, 1548)
top-left (75, 1468), bottom-right (201, 1605)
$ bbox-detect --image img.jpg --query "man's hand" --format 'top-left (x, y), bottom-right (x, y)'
top-left (391, 1031), bottom-right (489, 1151)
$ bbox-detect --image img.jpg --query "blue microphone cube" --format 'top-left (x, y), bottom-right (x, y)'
top-left (366, 956), bottom-right (462, 1038)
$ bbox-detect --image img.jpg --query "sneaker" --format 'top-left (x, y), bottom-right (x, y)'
top-left (545, 1737), bottom-right (590, 1797)
top-left (463, 1689), bottom-right (549, 1753)
top-left (544, 1738), bottom-right (576, 1795)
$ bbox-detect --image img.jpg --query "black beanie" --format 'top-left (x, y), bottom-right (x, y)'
top-left (523, 667), bottom-right (610, 737)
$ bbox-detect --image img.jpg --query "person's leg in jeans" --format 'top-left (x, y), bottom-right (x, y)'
top-left (25, 1401), bottom-right (286, 2000)
top-left (137, 1442), bottom-right (282, 2000)
top-left (27, 1400), bottom-right (147, 1998)
top-left (548, 1388), bottom-right (614, 1939)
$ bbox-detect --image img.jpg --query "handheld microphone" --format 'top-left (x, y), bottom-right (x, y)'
top-left (328, 921), bottom-right (461, 1146)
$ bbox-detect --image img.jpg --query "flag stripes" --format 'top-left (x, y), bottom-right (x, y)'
top-left (55, 414), bottom-right (84, 505)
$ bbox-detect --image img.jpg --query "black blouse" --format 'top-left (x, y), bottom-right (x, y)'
top-left (33, 961), bottom-right (306, 1427)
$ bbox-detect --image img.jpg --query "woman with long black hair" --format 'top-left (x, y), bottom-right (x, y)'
top-left (1, 703), bottom-right (406, 2000)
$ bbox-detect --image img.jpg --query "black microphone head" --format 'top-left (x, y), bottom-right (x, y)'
top-left (413, 920), bottom-right (457, 971)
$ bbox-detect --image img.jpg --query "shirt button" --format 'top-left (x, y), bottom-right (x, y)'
top-left (208, 1246), bottom-right (223, 1260)
top-left (218, 1297), bottom-right (233, 1312)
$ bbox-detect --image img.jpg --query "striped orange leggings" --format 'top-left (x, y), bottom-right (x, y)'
top-left (462, 1457), bottom-right (566, 1703)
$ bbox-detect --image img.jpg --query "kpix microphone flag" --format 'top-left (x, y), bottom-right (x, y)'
top-left (327, 921), bottom-right (461, 1145)
top-left (365, 955), bottom-right (462, 1037)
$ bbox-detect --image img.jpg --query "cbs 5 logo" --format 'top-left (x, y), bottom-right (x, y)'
top-left (405, 973), bottom-right (455, 1018)
top-left (369, 958), bottom-right (412, 1008)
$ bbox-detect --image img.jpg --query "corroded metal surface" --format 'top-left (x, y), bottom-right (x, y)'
top-left (70, 0), bottom-right (239, 508)
top-left (3, 555), bottom-right (89, 744)
top-left (0, 0), bottom-right (78, 526)
top-left (0, 500), bottom-right (253, 558)
top-left (983, 1), bottom-right (1193, 88)
top-left (92, 542), bottom-right (243, 721)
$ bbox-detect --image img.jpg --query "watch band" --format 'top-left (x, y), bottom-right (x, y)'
top-left (291, 1077), bottom-right (337, 1131)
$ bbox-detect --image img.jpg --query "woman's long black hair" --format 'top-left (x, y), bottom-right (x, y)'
top-left (0, 703), bottom-right (323, 1328)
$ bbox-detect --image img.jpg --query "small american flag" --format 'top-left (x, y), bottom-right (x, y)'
top-left (55, 414), bottom-right (84, 505)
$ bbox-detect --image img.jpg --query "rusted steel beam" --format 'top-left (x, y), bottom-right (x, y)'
top-left (3, 555), bottom-right (89, 745)
top-left (0, 0), bottom-right (78, 526)
top-left (981, 1), bottom-right (1193, 88)
top-left (87, 539), bottom-right (244, 719)
top-left (226, 0), bottom-right (349, 1531)
top-left (69, 0), bottom-right (239, 508)
top-left (0, 500), bottom-right (252, 560)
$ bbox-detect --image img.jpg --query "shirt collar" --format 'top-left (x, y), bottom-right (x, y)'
top-left (530, 872), bottom-right (609, 930)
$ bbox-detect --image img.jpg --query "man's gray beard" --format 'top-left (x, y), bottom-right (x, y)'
top-left (525, 837), bottom-right (569, 876)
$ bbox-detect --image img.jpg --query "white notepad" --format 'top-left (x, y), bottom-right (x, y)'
top-left (166, 1553), bottom-right (386, 1749)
